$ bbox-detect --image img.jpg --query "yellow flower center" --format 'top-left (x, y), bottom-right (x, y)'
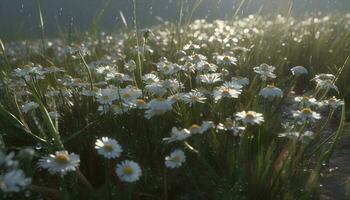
top-left (328, 96), bottom-right (336, 103)
top-left (123, 166), bottom-right (134, 175)
top-left (55, 154), bottom-right (70, 164)
top-left (224, 119), bottom-right (234, 128)
top-left (104, 144), bottom-right (114, 152)
top-left (136, 99), bottom-right (146, 105)
top-left (222, 88), bottom-right (230, 94)
top-left (191, 96), bottom-right (199, 101)
top-left (301, 108), bottom-right (312, 114)
top-left (223, 56), bottom-right (230, 62)
top-left (302, 96), bottom-right (310, 101)
top-left (190, 124), bottom-right (200, 130)
top-left (246, 111), bottom-right (255, 119)
top-left (122, 93), bottom-right (131, 99)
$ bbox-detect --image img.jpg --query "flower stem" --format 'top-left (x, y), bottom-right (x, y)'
top-left (105, 159), bottom-right (112, 200)
top-left (60, 176), bottom-right (69, 200)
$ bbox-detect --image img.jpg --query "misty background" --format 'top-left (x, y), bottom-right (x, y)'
top-left (1, 0), bottom-right (350, 40)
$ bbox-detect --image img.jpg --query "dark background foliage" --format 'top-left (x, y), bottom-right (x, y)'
top-left (1, 0), bottom-right (350, 40)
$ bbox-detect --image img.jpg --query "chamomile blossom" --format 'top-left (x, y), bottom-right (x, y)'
top-left (213, 85), bottom-right (242, 102)
top-left (290, 66), bottom-right (308, 76)
top-left (253, 63), bottom-right (276, 80)
top-left (229, 77), bottom-right (250, 86)
top-left (259, 85), bottom-right (283, 99)
top-left (216, 55), bottom-right (237, 66)
top-left (294, 96), bottom-right (319, 108)
top-left (21, 102), bottom-right (39, 113)
top-left (188, 121), bottom-right (214, 134)
top-left (165, 149), bottom-right (186, 169)
top-left (312, 74), bottom-right (339, 93)
top-left (142, 73), bottom-right (160, 84)
top-left (235, 111), bottom-right (264, 125)
top-left (163, 127), bottom-right (191, 143)
top-left (96, 87), bottom-right (118, 105)
top-left (217, 118), bottom-right (245, 136)
top-left (157, 59), bottom-right (180, 75)
top-left (279, 130), bottom-right (315, 144)
top-left (196, 61), bottom-right (218, 72)
top-left (38, 151), bottom-right (80, 175)
top-left (145, 98), bottom-right (173, 119)
top-left (322, 96), bottom-right (344, 109)
top-left (124, 60), bottom-right (136, 72)
top-left (116, 160), bottom-right (142, 183)
top-left (119, 86), bottom-right (142, 102)
top-left (180, 89), bottom-right (207, 106)
top-left (0, 169), bottom-right (32, 193)
top-left (200, 73), bottom-right (222, 84)
top-left (292, 108), bottom-right (321, 123)
top-left (95, 137), bottom-right (123, 159)
top-left (145, 82), bottom-right (167, 96)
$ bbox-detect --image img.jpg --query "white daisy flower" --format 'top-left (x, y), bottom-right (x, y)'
top-left (312, 74), bottom-right (338, 93)
top-left (95, 137), bottom-right (123, 159)
top-left (188, 124), bottom-right (201, 134)
top-left (165, 149), bottom-right (186, 169)
top-left (195, 61), bottom-right (218, 72)
top-left (163, 127), bottom-right (191, 143)
top-left (124, 60), bottom-right (137, 72)
top-left (145, 98), bottom-right (173, 119)
top-left (217, 118), bottom-right (245, 136)
top-left (235, 111), bottom-right (264, 125)
top-left (116, 160), bottom-right (142, 183)
top-left (38, 151), bottom-right (80, 175)
top-left (0, 169), bottom-right (31, 193)
top-left (213, 86), bottom-right (242, 102)
top-left (162, 79), bottom-right (183, 92)
top-left (119, 86), bottom-right (142, 102)
top-left (199, 73), bottom-right (222, 84)
top-left (259, 85), bottom-right (283, 99)
top-left (180, 89), bottom-right (207, 106)
top-left (156, 58), bottom-right (180, 75)
top-left (21, 102), bottom-right (39, 113)
top-left (145, 82), bottom-right (167, 97)
top-left (0, 152), bottom-right (18, 168)
top-left (279, 131), bottom-right (315, 144)
top-left (142, 73), bottom-right (160, 84)
top-left (105, 72), bottom-right (131, 83)
top-left (322, 96), bottom-right (344, 109)
top-left (216, 55), bottom-right (237, 66)
top-left (96, 88), bottom-right (118, 105)
top-left (294, 96), bottom-right (319, 108)
top-left (292, 108), bottom-right (321, 123)
top-left (316, 79), bottom-right (339, 93)
top-left (290, 66), bottom-right (308, 76)
top-left (253, 63), bottom-right (276, 81)
top-left (133, 99), bottom-right (148, 109)
top-left (199, 121), bottom-right (215, 134)
top-left (191, 54), bottom-right (208, 63)
top-left (229, 77), bottom-right (250, 86)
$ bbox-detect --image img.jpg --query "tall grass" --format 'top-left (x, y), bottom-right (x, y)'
top-left (0, 9), bottom-right (349, 200)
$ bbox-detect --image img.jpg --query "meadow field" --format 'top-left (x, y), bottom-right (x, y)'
top-left (0, 1), bottom-right (350, 199)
